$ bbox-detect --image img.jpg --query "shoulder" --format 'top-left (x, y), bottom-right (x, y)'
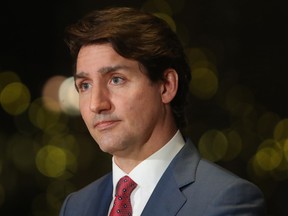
top-left (182, 148), bottom-right (264, 196)
top-left (59, 173), bottom-right (113, 216)
top-left (184, 158), bottom-right (266, 215)
top-left (180, 138), bottom-right (261, 189)
top-left (173, 140), bottom-right (266, 214)
top-left (196, 158), bottom-right (261, 193)
top-left (70, 172), bottom-right (112, 200)
top-left (197, 158), bottom-right (242, 182)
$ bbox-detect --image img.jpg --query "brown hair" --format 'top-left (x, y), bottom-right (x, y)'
top-left (65, 7), bottom-right (191, 129)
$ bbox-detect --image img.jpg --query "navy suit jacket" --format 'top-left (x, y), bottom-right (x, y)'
top-left (59, 139), bottom-right (266, 216)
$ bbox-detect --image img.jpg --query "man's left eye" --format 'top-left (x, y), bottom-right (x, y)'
top-left (111, 77), bottom-right (124, 85)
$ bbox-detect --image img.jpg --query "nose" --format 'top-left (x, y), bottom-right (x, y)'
top-left (89, 85), bottom-right (111, 113)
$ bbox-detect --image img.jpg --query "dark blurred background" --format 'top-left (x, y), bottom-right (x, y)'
top-left (0, 0), bottom-right (287, 215)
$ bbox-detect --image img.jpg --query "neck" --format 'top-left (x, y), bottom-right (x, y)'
top-left (114, 123), bottom-right (178, 174)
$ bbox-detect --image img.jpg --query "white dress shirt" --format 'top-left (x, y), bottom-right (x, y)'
top-left (108, 130), bottom-right (185, 216)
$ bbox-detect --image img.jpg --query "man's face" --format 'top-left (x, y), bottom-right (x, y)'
top-left (75, 44), bottom-right (170, 158)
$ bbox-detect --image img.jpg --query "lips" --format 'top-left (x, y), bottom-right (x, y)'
top-left (94, 120), bottom-right (120, 131)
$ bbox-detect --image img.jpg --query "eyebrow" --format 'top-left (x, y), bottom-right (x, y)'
top-left (75, 65), bottom-right (130, 79)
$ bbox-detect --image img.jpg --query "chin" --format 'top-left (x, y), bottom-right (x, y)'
top-left (97, 140), bottom-right (118, 153)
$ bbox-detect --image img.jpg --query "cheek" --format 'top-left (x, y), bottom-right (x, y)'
top-left (126, 87), bottom-right (162, 116)
top-left (79, 98), bottom-right (90, 120)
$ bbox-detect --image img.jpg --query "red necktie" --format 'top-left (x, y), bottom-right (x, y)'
top-left (109, 175), bottom-right (137, 216)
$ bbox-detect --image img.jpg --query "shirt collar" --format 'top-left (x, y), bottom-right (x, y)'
top-left (111, 130), bottom-right (185, 194)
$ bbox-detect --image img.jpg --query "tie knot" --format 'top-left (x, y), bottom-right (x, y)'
top-left (109, 175), bottom-right (137, 216)
top-left (116, 176), bottom-right (137, 198)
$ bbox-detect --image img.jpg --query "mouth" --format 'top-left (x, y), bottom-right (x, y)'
top-left (94, 120), bottom-right (120, 131)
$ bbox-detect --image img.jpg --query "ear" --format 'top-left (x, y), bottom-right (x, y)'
top-left (160, 68), bottom-right (178, 104)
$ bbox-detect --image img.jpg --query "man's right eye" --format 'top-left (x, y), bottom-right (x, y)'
top-left (78, 82), bottom-right (91, 92)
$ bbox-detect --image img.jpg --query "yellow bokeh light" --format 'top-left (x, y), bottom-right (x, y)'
top-left (186, 47), bottom-right (219, 100)
top-left (0, 71), bottom-right (21, 92)
top-left (247, 156), bottom-right (269, 179)
top-left (0, 82), bottom-right (31, 115)
top-left (36, 145), bottom-right (66, 178)
top-left (154, 0), bottom-right (173, 15)
top-left (257, 112), bottom-right (280, 140)
top-left (35, 145), bottom-right (77, 178)
top-left (190, 60), bottom-right (218, 73)
top-left (28, 98), bottom-right (63, 131)
top-left (274, 118), bottom-right (288, 141)
top-left (189, 67), bottom-right (218, 99)
top-left (186, 48), bottom-right (208, 67)
top-left (198, 129), bottom-right (228, 162)
top-left (222, 129), bottom-right (242, 161)
top-left (283, 139), bottom-right (288, 161)
top-left (6, 134), bottom-right (35, 173)
top-left (256, 148), bottom-right (282, 171)
top-left (47, 134), bottom-right (79, 157)
top-left (153, 12), bottom-right (176, 32)
top-left (256, 139), bottom-right (282, 171)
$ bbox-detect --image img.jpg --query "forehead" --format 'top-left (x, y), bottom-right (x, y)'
top-left (76, 43), bottom-right (147, 76)
top-left (77, 44), bottom-right (118, 66)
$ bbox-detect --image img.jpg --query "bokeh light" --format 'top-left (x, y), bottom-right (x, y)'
top-left (221, 129), bottom-right (242, 161)
top-left (47, 134), bottom-right (79, 156)
top-left (13, 110), bottom-right (40, 135)
top-left (6, 134), bottom-right (36, 173)
top-left (255, 139), bottom-right (282, 171)
top-left (154, 12), bottom-right (176, 32)
top-left (283, 139), bottom-right (288, 161)
top-left (186, 48), bottom-right (219, 99)
top-left (35, 145), bottom-right (77, 178)
top-left (257, 112), bottom-right (280, 140)
top-left (0, 82), bottom-right (31, 115)
top-left (189, 67), bottom-right (218, 99)
top-left (58, 77), bottom-right (80, 116)
top-left (28, 98), bottom-right (63, 131)
top-left (42, 75), bottom-right (67, 112)
top-left (198, 129), bottom-right (228, 162)
top-left (274, 118), bottom-right (288, 141)
top-left (0, 71), bottom-right (21, 90)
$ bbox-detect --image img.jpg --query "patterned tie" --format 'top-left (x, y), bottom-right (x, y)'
top-left (109, 175), bottom-right (137, 216)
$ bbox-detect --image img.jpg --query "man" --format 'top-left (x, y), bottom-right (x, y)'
top-left (59, 7), bottom-right (265, 216)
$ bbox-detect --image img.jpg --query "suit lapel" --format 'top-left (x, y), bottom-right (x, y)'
top-left (141, 139), bottom-right (201, 216)
top-left (87, 174), bottom-right (113, 216)
top-left (141, 170), bottom-right (186, 216)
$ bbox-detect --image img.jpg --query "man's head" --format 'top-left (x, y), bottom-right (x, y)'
top-left (65, 6), bottom-right (191, 130)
